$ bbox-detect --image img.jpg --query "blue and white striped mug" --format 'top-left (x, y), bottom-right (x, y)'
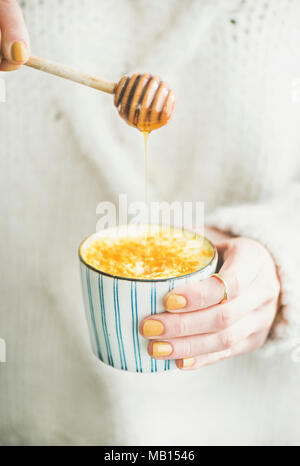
top-left (79, 225), bottom-right (218, 373)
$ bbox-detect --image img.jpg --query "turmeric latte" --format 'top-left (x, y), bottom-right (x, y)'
top-left (80, 226), bottom-right (214, 280)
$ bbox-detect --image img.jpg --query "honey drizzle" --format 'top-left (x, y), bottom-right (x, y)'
top-left (143, 131), bottom-right (149, 206)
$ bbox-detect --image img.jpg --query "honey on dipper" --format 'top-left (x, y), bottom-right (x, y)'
top-left (24, 58), bottom-right (176, 132)
top-left (114, 73), bottom-right (176, 132)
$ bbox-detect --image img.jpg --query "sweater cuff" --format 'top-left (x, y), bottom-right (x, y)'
top-left (206, 202), bottom-right (300, 357)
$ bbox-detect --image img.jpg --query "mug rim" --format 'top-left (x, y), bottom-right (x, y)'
top-left (78, 225), bottom-right (217, 283)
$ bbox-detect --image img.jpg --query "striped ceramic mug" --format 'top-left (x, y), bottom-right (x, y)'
top-left (79, 225), bottom-right (218, 373)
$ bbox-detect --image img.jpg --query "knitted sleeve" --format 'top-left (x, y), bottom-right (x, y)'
top-left (206, 183), bottom-right (300, 357)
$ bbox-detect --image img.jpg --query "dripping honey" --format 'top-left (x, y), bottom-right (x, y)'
top-left (143, 131), bottom-right (149, 205)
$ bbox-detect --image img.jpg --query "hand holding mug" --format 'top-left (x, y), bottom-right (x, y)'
top-left (79, 225), bottom-right (218, 373)
top-left (140, 235), bottom-right (280, 370)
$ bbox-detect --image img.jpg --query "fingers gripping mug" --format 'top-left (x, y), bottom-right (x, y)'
top-left (79, 225), bottom-right (217, 373)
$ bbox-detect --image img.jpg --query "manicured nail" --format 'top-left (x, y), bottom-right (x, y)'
top-left (11, 41), bottom-right (28, 63)
top-left (143, 320), bottom-right (164, 338)
top-left (165, 294), bottom-right (187, 310)
top-left (152, 342), bottom-right (172, 358)
top-left (181, 357), bottom-right (195, 369)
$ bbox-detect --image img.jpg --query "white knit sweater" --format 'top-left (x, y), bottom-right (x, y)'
top-left (1, 0), bottom-right (300, 446)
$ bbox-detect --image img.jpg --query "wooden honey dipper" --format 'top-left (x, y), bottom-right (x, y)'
top-left (25, 56), bottom-right (176, 132)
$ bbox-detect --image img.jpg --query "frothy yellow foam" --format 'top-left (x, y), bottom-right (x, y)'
top-left (81, 227), bottom-right (214, 280)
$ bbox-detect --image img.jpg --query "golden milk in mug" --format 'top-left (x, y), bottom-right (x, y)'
top-left (79, 224), bottom-right (217, 373)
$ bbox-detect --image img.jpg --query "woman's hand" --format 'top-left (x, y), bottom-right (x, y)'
top-left (139, 234), bottom-right (280, 370)
top-left (0, 0), bottom-right (30, 71)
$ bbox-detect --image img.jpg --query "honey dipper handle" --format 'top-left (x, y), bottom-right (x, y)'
top-left (25, 55), bottom-right (116, 95)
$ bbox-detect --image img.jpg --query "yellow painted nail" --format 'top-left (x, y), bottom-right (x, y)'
top-left (143, 320), bottom-right (164, 338)
top-left (11, 41), bottom-right (28, 63)
top-left (182, 357), bottom-right (195, 369)
top-left (152, 342), bottom-right (172, 358)
top-left (165, 294), bottom-right (187, 310)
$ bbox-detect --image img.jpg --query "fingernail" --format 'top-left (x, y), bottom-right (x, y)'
top-left (143, 320), bottom-right (164, 338)
top-left (181, 357), bottom-right (195, 369)
top-left (152, 342), bottom-right (172, 358)
top-left (11, 41), bottom-right (29, 63)
top-left (165, 294), bottom-right (187, 310)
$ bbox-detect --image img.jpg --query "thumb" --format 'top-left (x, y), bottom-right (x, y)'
top-left (0, 0), bottom-right (30, 65)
